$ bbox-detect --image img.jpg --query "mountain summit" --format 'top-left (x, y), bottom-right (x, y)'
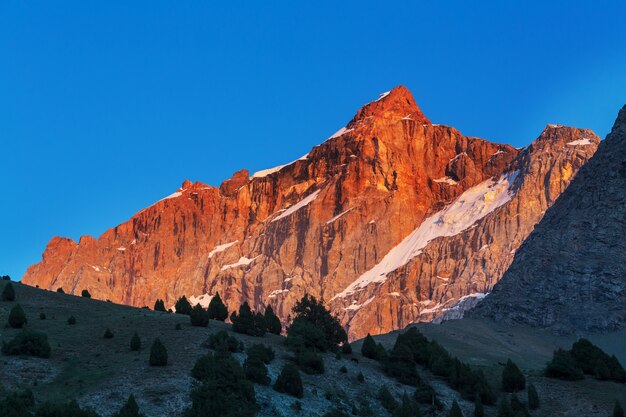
top-left (22, 88), bottom-right (599, 339)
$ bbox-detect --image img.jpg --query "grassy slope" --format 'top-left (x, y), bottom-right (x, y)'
top-left (1, 281), bottom-right (626, 417)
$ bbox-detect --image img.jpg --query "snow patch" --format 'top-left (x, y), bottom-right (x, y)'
top-left (189, 293), bottom-right (214, 309)
top-left (344, 296), bottom-right (375, 311)
top-left (158, 191), bottom-right (182, 202)
top-left (450, 152), bottom-right (467, 162)
top-left (208, 241), bottom-right (238, 258)
top-left (420, 303), bottom-right (443, 315)
top-left (332, 171), bottom-right (519, 299)
top-left (268, 289), bottom-right (290, 298)
top-left (328, 127), bottom-right (354, 140)
top-left (116, 247), bottom-right (126, 251)
top-left (376, 91), bottom-right (391, 101)
top-left (326, 208), bottom-right (354, 225)
top-left (567, 138), bottom-right (593, 146)
top-left (250, 154), bottom-right (308, 179)
top-left (433, 176), bottom-right (458, 186)
top-left (388, 292), bottom-right (400, 297)
top-left (220, 256), bottom-right (259, 271)
top-left (271, 190), bottom-right (321, 222)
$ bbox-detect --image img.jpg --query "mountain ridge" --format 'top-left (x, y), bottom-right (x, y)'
top-left (22, 86), bottom-right (600, 340)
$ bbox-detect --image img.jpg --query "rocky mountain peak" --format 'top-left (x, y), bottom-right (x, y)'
top-left (350, 85), bottom-right (430, 126)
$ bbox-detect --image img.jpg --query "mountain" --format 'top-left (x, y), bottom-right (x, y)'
top-left (473, 105), bottom-right (626, 334)
top-left (21, 86), bottom-right (600, 340)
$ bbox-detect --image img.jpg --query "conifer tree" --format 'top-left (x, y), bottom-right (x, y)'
top-left (207, 293), bottom-right (228, 321)
top-left (149, 338), bottom-right (168, 366)
top-left (175, 295), bottom-right (192, 315)
top-left (361, 333), bottom-right (380, 360)
top-left (393, 392), bottom-right (419, 417)
top-left (378, 386), bottom-right (398, 412)
top-left (232, 302), bottom-right (266, 337)
top-left (264, 304), bottom-right (282, 334)
top-left (502, 359), bottom-right (525, 392)
top-left (153, 299), bottom-right (166, 312)
top-left (473, 395), bottom-right (484, 417)
top-left (130, 332), bottom-right (141, 351)
top-left (2, 282), bottom-right (15, 301)
top-left (103, 328), bottom-right (114, 339)
top-left (190, 303), bottom-right (209, 327)
top-left (56, 287), bottom-right (65, 293)
top-left (615, 401), bottom-right (625, 417)
top-left (8, 304), bottom-right (27, 328)
top-left (448, 400), bottom-right (464, 417)
top-left (81, 289), bottom-right (91, 298)
top-left (527, 384), bottom-right (539, 410)
top-left (113, 394), bottom-right (146, 417)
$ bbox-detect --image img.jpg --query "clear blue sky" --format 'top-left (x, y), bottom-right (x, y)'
top-left (1, 1), bottom-right (625, 280)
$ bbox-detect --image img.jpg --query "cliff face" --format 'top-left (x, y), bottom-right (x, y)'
top-left (22, 86), bottom-right (600, 340)
top-left (473, 106), bottom-right (626, 334)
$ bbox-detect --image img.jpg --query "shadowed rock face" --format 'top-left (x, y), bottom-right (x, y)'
top-left (473, 106), bottom-right (626, 334)
top-left (22, 86), bottom-right (600, 340)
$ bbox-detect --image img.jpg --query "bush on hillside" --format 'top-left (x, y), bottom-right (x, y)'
top-left (2, 330), bottom-right (51, 358)
top-left (67, 315), bottom-right (77, 325)
top-left (263, 304), bottom-right (281, 334)
top-left (175, 296), bottom-right (192, 315)
top-left (8, 304), bottom-right (27, 328)
top-left (293, 349), bottom-right (325, 375)
top-left (571, 338), bottom-right (626, 382)
top-left (361, 333), bottom-right (387, 361)
top-left (413, 380), bottom-right (440, 407)
top-left (0, 389), bottom-right (35, 416)
top-left (288, 295), bottom-right (348, 352)
top-left (527, 384), bottom-right (539, 410)
top-left (510, 393), bottom-right (530, 417)
top-left (383, 341), bottom-right (418, 385)
top-left (545, 349), bottom-right (584, 380)
top-left (190, 304), bottom-right (209, 327)
top-left (39, 312), bottom-right (46, 320)
top-left (154, 299), bottom-right (166, 312)
top-left (130, 332), bottom-right (141, 351)
top-left (112, 394), bottom-right (146, 417)
top-left (502, 359), bottom-right (525, 392)
top-left (207, 293), bottom-right (228, 321)
top-left (246, 343), bottom-right (275, 364)
top-left (231, 302), bottom-right (266, 337)
top-left (448, 400), bottom-right (463, 417)
top-left (103, 328), bottom-right (114, 339)
top-left (395, 392), bottom-right (420, 417)
top-left (1, 275), bottom-right (10, 281)
top-left (615, 401), bottom-right (625, 417)
top-left (474, 395), bottom-right (484, 417)
top-left (377, 386), bottom-right (398, 412)
top-left (203, 330), bottom-right (244, 353)
top-left (35, 400), bottom-right (102, 416)
top-left (149, 338), bottom-right (168, 366)
top-left (274, 363), bottom-right (303, 398)
top-left (383, 327), bottom-right (496, 405)
top-left (244, 354), bottom-right (270, 385)
top-left (81, 289), bottom-right (91, 298)
top-left (2, 282), bottom-right (15, 301)
top-left (56, 287), bottom-right (65, 293)
top-left (185, 350), bottom-right (258, 417)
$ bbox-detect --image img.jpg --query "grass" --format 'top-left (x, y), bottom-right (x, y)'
top-left (2, 280), bottom-right (626, 416)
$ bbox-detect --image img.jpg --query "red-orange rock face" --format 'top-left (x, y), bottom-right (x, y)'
top-left (22, 87), bottom-right (600, 340)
